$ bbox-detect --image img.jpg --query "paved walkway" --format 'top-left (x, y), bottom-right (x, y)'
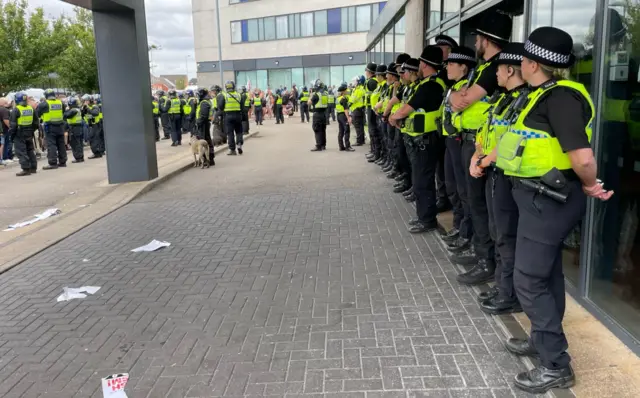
top-left (0, 120), bottom-right (534, 397)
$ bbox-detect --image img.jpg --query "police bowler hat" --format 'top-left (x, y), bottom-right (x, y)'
top-left (523, 27), bottom-right (575, 68)
top-left (445, 46), bottom-right (477, 68)
top-left (376, 64), bottom-right (387, 75)
top-left (419, 45), bottom-right (443, 68)
top-left (474, 11), bottom-right (512, 44)
top-left (435, 34), bottom-right (458, 49)
top-left (496, 42), bottom-right (525, 66)
top-left (366, 63), bottom-right (378, 73)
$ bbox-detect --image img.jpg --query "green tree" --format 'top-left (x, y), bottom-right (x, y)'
top-left (55, 7), bottom-right (99, 93)
top-left (0, 0), bottom-right (70, 92)
top-left (175, 77), bottom-right (186, 90)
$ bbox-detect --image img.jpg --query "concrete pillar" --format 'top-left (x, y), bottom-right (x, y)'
top-left (61, 0), bottom-right (158, 184)
top-left (405, 0), bottom-right (425, 57)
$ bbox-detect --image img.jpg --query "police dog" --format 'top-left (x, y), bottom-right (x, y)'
top-left (190, 135), bottom-right (210, 168)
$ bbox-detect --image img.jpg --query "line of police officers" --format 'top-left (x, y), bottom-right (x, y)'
top-left (359, 11), bottom-right (613, 394)
top-left (11, 89), bottom-right (105, 177)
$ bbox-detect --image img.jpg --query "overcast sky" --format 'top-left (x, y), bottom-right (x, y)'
top-left (30, 0), bottom-right (196, 79)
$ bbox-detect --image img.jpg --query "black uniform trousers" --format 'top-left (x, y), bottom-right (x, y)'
top-left (242, 111), bottom-right (250, 134)
top-left (444, 136), bottom-right (472, 239)
top-left (153, 116), bottom-right (160, 140)
top-left (169, 114), bottom-right (182, 144)
top-left (300, 103), bottom-right (310, 122)
top-left (337, 112), bottom-right (351, 149)
top-left (160, 113), bottom-right (171, 138)
top-left (462, 139), bottom-right (494, 262)
top-left (405, 135), bottom-right (439, 225)
top-left (90, 121), bottom-right (105, 156)
top-left (492, 169), bottom-right (518, 302)
top-left (13, 129), bottom-right (37, 171)
top-left (378, 119), bottom-right (388, 158)
top-left (367, 108), bottom-right (381, 157)
top-left (68, 124), bottom-right (84, 161)
top-left (512, 179), bottom-right (586, 370)
top-left (312, 110), bottom-right (327, 149)
top-left (351, 108), bottom-right (365, 145)
top-left (395, 129), bottom-right (412, 185)
top-left (45, 123), bottom-right (67, 166)
top-left (435, 137), bottom-right (448, 203)
top-left (198, 120), bottom-right (215, 159)
top-left (275, 105), bottom-right (284, 124)
top-left (328, 103), bottom-right (336, 121)
top-left (254, 107), bottom-right (263, 124)
top-left (224, 112), bottom-right (243, 151)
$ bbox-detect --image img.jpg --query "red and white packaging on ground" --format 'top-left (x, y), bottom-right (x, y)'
top-left (101, 373), bottom-right (129, 398)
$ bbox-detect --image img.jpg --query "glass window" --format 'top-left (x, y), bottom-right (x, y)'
top-left (294, 14), bottom-right (301, 37)
top-left (429, 0), bottom-right (441, 29)
top-left (258, 18), bottom-right (264, 40)
top-left (291, 68), bottom-right (304, 88)
top-left (288, 15), bottom-right (295, 37)
top-left (443, 25), bottom-right (459, 48)
top-left (304, 67), bottom-right (331, 87)
top-left (231, 21), bottom-right (242, 43)
top-left (376, 40), bottom-right (383, 64)
top-left (328, 9), bottom-right (341, 34)
top-left (230, 0), bottom-right (240, 4)
top-left (443, 0), bottom-right (459, 20)
top-left (385, 27), bottom-right (394, 63)
top-left (356, 5), bottom-right (371, 32)
top-left (344, 64), bottom-right (365, 83)
top-left (264, 16), bottom-right (276, 40)
top-left (315, 10), bottom-right (327, 36)
top-left (248, 19), bottom-right (259, 42)
top-left (348, 7), bottom-right (357, 32)
top-left (373, 3), bottom-right (380, 22)
top-left (531, 0), bottom-right (597, 285)
top-left (276, 16), bottom-right (288, 39)
top-left (588, 2), bottom-right (640, 339)
top-left (394, 16), bottom-right (405, 55)
top-left (330, 65), bottom-right (344, 87)
top-left (236, 71), bottom-right (258, 88)
top-left (301, 13), bottom-right (314, 36)
top-left (256, 69), bottom-right (268, 91)
top-left (241, 20), bottom-right (248, 42)
top-left (269, 69), bottom-right (292, 90)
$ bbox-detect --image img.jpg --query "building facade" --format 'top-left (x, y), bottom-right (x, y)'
top-left (192, 0), bottom-right (388, 90)
top-left (367, 0), bottom-right (640, 354)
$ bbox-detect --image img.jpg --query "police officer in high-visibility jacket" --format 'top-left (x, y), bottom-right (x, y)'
top-left (157, 90), bottom-right (171, 140)
top-left (274, 89), bottom-right (284, 124)
top-left (152, 95), bottom-right (160, 141)
top-left (363, 62), bottom-right (380, 159)
top-left (349, 75), bottom-right (366, 146)
top-left (379, 61), bottom-right (402, 179)
top-left (494, 27), bottom-right (612, 394)
top-left (467, 43), bottom-right (528, 311)
top-left (217, 80), bottom-right (245, 155)
top-left (10, 92), bottom-right (38, 176)
top-left (374, 64), bottom-right (393, 170)
top-left (183, 89), bottom-right (197, 135)
top-left (37, 89), bottom-right (67, 169)
top-left (327, 88), bottom-right (336, 123)
top-left (390, 48), bottom-right (446, 234)
top-left (64, 97), bottom-right (85, 163)
top-left (299, 86), bottom-right (310, 123)
top-left (309, 79), bottom-right (329, 151)
top-left (165, 89), bottom-right (183, 146)
top-left (195, 87), bottom-right (215, 166)
top-left (369, 64), bottom-right (388, 165)
top-left (88, 94), bottom-right (105, 158)
top-left (240, 86), bottom-right (250, 134)
top-left (252, 91), bottom-right (264, 125)
top-left (335, 83), bottom-right (354, 151)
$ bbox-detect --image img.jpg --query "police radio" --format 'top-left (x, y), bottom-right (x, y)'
top-left (504, 89), bottom-right (531, 123)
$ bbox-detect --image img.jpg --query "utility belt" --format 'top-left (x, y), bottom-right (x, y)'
top-left (509, 167), bottom-right (578, 203)
top-left (403, 133), bottom-right (435, 150)
top-left (461, 130), bottom-right (476, 142)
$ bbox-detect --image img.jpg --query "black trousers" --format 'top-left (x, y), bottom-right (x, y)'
top-left (170, 114), bottom-right (182, 143)
top-left (242, 111), bottom-right (250, 134)
top-left (352, 108), bottom-right (365, 144)
top-left (337, 113), bottom-right (351, 149)
top-left (300, 103), bottom-right (309, 122)
top-left (367, 108), bottom-right (381, 157)
top-left (435, 137), bottom-right (448, 203)
top-left (492, 169), bottom-right (518, 301)
top-left (69, 124), bottom-right (84, 161)
top-left (444, 137), bottom-right (472, 238)
top-left (45, 123), bottom-right (67, 166)
top-left (153, 116), bottom-right (160, 140)
top-left (254, 107), bottom-right (263, 124)
top-left (328, 103), bottom-right (336, 121)
top-left (513, 179), bottom-right (586, 370)
top-left (275, 105), bottom-right (284, 123)
top-left (13, 131), bottom-right (37, 171)
top-left (405, 135), bottom-right (438, 225)
top-left (90, 122), bottom-right (105, 156)
top-left (224, 112), bottom-right (243, 151)
top-left (462, 140), bottom-right (494, 262)
top-left (160, 113), bottom-right (171, 138)
top-left (293, 100), bottom-right (298, 112)
top-left (395, 130), bottom-right (412, 185)
top-left (198, 120), bottom-right (215, 159)
top-left (183, 115), bottom-right (193, 133)
top-left (378, 119), bottom-right (388, 158)
top-left (312, 111), bottom-right (327, 149)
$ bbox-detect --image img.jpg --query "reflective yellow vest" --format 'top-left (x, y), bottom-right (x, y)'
top-left (93, 104), bottom-right (103, 123)
top-left (496, 80), bottom-right (594, 178)
top-left (365, 77), bottom-right (377, 107)
top-left (152, 101), bottom-right (159, 115)
top-left (209, 97), bottom-right (217, 118)
top-left (300, 91), bottom-right (309, 101)
top-left (253, 97), bottom-right (262, 107)
top-left (183, 97), bottom-right (196, 115)
top-left (475, 89), bottom-right (523, 154)
top-left (244, 95), bottom-right (251, 108)
top-left (402, 76), bottom-right (447, 136)
top-left (224, 91), bottom-right (242, 112)
top-left (67, 108), bottom-right (82, 125)
top-left (16, 105), bottom-right (34, 126)
top-left (371, 81), bottom-right (386, 113)
top-left (456, 63), bottom-right (495, 130)
top-left (315, 91), bottom-right (328, 109)
top-left (42, 99), bottom-right (63, 123)
top-left (275, 95), bottom-right (282, 105)
top-left (328, 94), bottom-right (335, 104)
top-left (336, 95), bottom-right (347, 113)
top-left (169, 98), bottom-right (181, 114)
top-left (349, 85), bottom-right (365, 110)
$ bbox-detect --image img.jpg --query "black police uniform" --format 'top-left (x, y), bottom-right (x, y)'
top-left (310, 90), bottom-right (327, 151)
top-left (253, 96), bottom-right (264, 125)
top-left (37, 100), bottom-right (68, 167)
top-left (186, 96), bottom-right (197, 134)
top-left (88, 104), bottom-right (105, 156)
top-left (240, 91), bottom-right (250, 133)
top-left (196, 95), bottom-right (215, 163)
top-left (299, 89), bottom-right (310, 123)
top-left (394, 83), bottom-right (414, 191)
top-left (275, 94), bottom-right (284, 124)
top-left (64, 106), bottom-right (84, 162)
top-left (10, 105), bottom-right (38, 174)
top-left (365, 63), bottom-right (380, 159)
top-left (336, 94), bottom-right (351, 150)
top-left (217, 90), bottom-right (244, 153)
top-left (158, 96), bottom-right (171, 139)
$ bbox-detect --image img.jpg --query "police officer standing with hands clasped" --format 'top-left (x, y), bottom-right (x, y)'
top-left (309, 79), bottom-right (328, 152)
top-left (11, 92), bottom-right (38, 176)
top-left (38, 89), bottom-right (67, 169)
top-left (217, 80), bottom-right (244, 155)
top-left (492, 27), bottom-right (612, 394)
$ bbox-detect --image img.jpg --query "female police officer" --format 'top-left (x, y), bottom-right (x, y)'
top-left (494, 27), bottom-right (612, 394)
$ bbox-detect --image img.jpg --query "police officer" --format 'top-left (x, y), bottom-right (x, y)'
top-left (349, 75), bottom-right (366, 146)
top-left (253, 90), bottom-right (263, 125)
top-left (309, 79), bottom-right (328, 151)
top-left (392, 61), bottom-right (418, 201)
top-left (195, 87), bottom-right (215, 166)
top-left (37, 89), bottom-right (67, 169)
top-left (210, 85), bottom-right (225, 145)
top-left (390, 48), bottom-right (446, 233)
top-left (165, 89), bottom-right (183, 146)
top-left (335, 83), bottom-right (354, 152)
top-left (448, 12), bottom-right (511, 280)
top-left (240, 86), bottom-right (250, 134)
top-left (10, 92), bottom-right (38, 176)
top-left (371, 64), bottom-right (388, 166)
top-left (373, 64), bottom-right (391, 170)
top-left (64, 97), bottom-right (85, 163)
top-left (364, 63), bottom-right (380, 162)
top-left (379, 62), bottom-right (401, 178)
top-left (327, 88), bottom-right (336, 124)
top-left (274, 89), bottom-right (284, 124)
top-left (494, 27), bottom-right (611, 394)
top-left (183, 89), bottom-right (197, 135)
top-left (89, 94), bottom-right (105, 158)
top-left (151, 95), bottom-right (160, 141)
top-left (299, 86), bottom-right (310, 123)
top-left (217, 80), bottom-right (244, 155)
top-left (157, 90), bottom-right (171, 140)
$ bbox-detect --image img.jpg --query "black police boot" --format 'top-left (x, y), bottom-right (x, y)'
top-left (386, 170), bottom-right (400, 179)
top-left (404, 193), bottom-right (416, 202)
top-left (408, 218), bottom-right (421, 226)
top-left (408, 221), bottom-right (438, 234)
top-left (480, 295), bottom-right (522, 315)
top-left (477, 286), bottom-right (499, 302)
top-left (365, 152), bottom-right (375, 159)
top-left (456, 258), bottom-right (495, 285)
top-left (450, 246), bottom-right (477, 266)
top-left (16, 169), bottom-right (31, 177)
top-left (374, 157), bottom-right (385, 165)
top-left (227, 150), bottom-right (237, 156)
top-left (345, 147), bottom-right (355, 152)
top-left (310, 147), bottom-right (322, 152)
top-left (440, 228), bottom-right (460, 244)
top-left (402, 187), bottom-right (413, 196)
top-left (447, 237), bottom-right (471, 253)
top-left (505, 338), bottom-right (538, 357)
top-left (514, 365), bottom-right (575, 395)
top-left (394, 173), bottom-right (407, 182)
top-left (237, 145), bottom-right (243, 155)
top-left (393, 184), bottom-right (410, 194)
top-left (42, 164), bottom-right (58, 170)
top-left (30, 168), bottom-right (37, 174)
top-left (58, 163), bottom-right (67, 167)
top-left (367, 155), bottom-right (378, 163)
top-left (382, 163), bottom-right (394, 173)
top-left (88, 154), bottom-right (102, 159)
top-left (72, 159), bottom-right (84, 163)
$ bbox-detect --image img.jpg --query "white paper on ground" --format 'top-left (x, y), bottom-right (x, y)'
top-left (101, 373), bottom-right (129, 398)
top-left (131, 239), bottom-right (171, 252)
top-left (56, 286), bottom-right (101, 302)
top-left (4, 208), bottom-right (61, 231)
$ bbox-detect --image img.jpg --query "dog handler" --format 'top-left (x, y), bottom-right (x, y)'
top-left (196, 88), bottom-right (215, 166)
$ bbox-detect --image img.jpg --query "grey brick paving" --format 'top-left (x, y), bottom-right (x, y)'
top-left (0, 125), bottom-right (538, 397)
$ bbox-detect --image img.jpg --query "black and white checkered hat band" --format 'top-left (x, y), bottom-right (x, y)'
top-left (436, 39), bottom-right (455, 47)
top-left (419, 57), bottom-right (440, 66)
top-left (448, 53), bottom-right (475, 63)
top-left (524, 40), bottom-right (570, 64)
top-left (499, 52), bottom-right (523, 62)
